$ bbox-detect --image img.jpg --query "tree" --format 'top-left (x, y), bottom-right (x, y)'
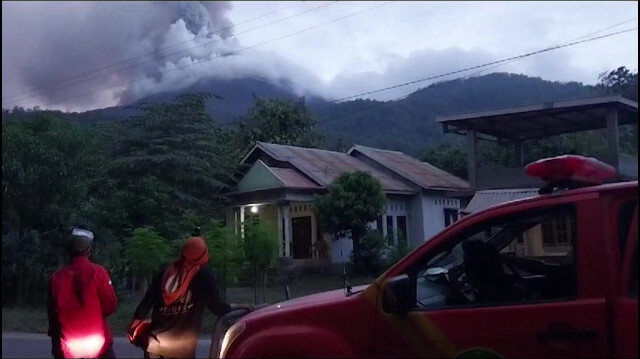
top-left (104, 93), bottom-right (240, 240)
top-left (421, 141), bottom-right (468, 179)
top-left (124, 227), bottom-right (172, 295)
top-left (2, 115), bottom-right (100, 305)
top-left (595, 66), bottom-right (638, 154)
top-left (242, 221), bottom-right (279, 304)
top-left (314, 171), bottom-right (387, 271)
top-left (239, 96), bottom-right (324, 151)
top-left (203, 221), bottom-right (244, 300)
top-left (596, 66), bottom-right (638, 101)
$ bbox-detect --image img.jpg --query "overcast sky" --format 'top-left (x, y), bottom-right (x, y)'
top-left (2, 1), bottom-right (638, 112)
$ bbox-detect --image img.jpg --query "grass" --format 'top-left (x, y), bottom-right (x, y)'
top-left (2, 273), bottom-right (375, 336)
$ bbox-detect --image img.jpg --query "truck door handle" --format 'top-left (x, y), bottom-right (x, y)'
top-left (537, 329), bottom-right (598, 341)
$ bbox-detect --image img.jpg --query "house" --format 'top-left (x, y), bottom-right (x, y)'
top-left (225, 142), bottom-right (469, 263)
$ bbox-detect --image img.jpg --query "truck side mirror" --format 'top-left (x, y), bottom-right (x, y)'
top-left (382, 274), bottom-right (413, 315)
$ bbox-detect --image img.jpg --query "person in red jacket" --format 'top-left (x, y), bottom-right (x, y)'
top-left (47, 228), bottom-right (119, 359)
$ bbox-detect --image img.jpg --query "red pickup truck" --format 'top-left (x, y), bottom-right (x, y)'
top-left (214, 155), bottom-right (638, 359)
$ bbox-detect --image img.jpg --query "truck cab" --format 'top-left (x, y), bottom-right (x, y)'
top-left (216, 155), bottom-right (638, 359)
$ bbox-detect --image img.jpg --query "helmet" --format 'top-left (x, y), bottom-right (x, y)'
top-left (70, 228), bottom-right (94, 255)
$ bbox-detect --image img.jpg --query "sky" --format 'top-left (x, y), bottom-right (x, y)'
top-left (1, 1), bottom-right (638, 112)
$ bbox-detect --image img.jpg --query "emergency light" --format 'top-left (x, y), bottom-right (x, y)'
top-left (525, 154), bottom-right (616, 186)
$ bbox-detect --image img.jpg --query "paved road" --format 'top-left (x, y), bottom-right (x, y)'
top-left (1, 332), bottom-right (213, 358)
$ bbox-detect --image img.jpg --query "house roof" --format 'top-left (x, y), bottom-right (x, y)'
top-left (348, 145), bottom-right (469, 190)
top-left (463, 188), bottom-right (539, 213)
top-left (270, 167), bottom-right (322, 189)
top-left (243, 142), bottom-right (418, 194)
top-left (436, 95), bottom-right (639, 141)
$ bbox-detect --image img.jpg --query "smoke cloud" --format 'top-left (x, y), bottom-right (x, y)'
top-left (2, 1), bottom-right (237, 111)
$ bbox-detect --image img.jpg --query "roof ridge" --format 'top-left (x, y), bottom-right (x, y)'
top-left (259, 141), bottom-right (348, 155)
top-left (352, 144), bottom-right (405, 154)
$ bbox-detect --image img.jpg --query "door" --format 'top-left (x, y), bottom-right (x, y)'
top-left (291, 216), bottom-right (312, 259)
top-left (614, 201), bottom-right (637, 358)
top-left (374, 200), bottom-right (608, 359)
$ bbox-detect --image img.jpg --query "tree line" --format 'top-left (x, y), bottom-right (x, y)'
top-left (2, 94), bottom-right (319, 306)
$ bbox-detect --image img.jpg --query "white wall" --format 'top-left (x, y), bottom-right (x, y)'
top-left (421, 194), bottom-right (461, 243)
top-left (408, 195), bottom-right (426, 249)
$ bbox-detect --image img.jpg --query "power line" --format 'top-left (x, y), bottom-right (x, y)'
top-left (1, 1), bottom-right (310, 102)
top-left (216, 25), bottom-right (638, 128)
top-left (3, 1), bottom-right (391, 107)
top-left (320, 27), bottom-right (638, 106)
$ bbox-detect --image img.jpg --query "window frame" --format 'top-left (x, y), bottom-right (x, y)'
top-left (406, 204), bottom-right (579, 312)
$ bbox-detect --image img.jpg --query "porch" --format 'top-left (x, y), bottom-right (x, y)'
top-left (226, 200), bottom-right (330, 261)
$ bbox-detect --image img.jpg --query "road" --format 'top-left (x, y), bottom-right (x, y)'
top-left (1, 332), bottom-right (213, 358)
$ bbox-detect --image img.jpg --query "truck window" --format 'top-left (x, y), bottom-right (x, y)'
top-left (412, 206), bottom-right (576, 309)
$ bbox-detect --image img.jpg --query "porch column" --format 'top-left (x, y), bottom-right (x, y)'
top-left (277, 205), bottom-right (284, 256)
top-left (283, 203), bottom-right (292, 257)
top-left (382, 213), bottom-right (388, 239)
top-left (606, 107), bottom-right (620, 171)
top-left (239, 205), bottom-right (245, 239)
top-left (392, 215), bottom-right (398, 244)
top-left (467, 130), bottom-right (478, 190)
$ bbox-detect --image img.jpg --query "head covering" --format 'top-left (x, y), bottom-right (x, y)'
top-left (161, 236), bottom-right (210, 306)
top-left (70, 228), bottom-right (94, 255)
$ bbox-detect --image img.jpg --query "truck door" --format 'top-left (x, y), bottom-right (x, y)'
top-left (374, 199), bottom-right (609, 359)
top-left (614, 201), bottom-right (637, 358)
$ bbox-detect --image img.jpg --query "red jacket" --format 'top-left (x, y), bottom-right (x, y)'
top-left (48, 257), bottom-right (118, 358)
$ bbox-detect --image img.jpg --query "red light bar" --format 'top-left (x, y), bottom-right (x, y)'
top-left (525, 155), bottom-right (617, 185)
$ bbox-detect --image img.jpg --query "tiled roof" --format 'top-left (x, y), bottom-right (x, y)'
top-left (349, 145), bottom-right (469, 190)
top-left (270, 167), bottom-right (322, 189)
top-left (251, 142), bottom-right (417, 193)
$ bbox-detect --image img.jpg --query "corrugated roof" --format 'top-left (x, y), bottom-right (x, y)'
top-left (269, 167), bottom-right (322, 189)
top-left (349, 145), bottom-right (469, 190)
top-left (253, 142), bottom-right (417, 193)
top-left (464, 188), bottom-right (539, 213)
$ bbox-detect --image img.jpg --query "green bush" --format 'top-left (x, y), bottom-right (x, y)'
top-left (242, 221), bottom-right (279, 304)
top-left (350, 230), bottom-right (387, 276)
top-left (203, 221), bottom-right (244, 299)
top-left (124, 227), bottom-right (172, 294)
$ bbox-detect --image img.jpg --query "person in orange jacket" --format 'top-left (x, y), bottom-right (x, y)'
top-left (129, 232), bottom-right (254, 358)
top-left (47, 228), bottom-right (119, 359)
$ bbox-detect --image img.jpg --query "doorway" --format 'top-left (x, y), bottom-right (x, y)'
top-left (292, 216), bottom-right (312, 259)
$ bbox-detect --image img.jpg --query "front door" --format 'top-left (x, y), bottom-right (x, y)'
top-left (292, 216), bottom-right (312, 259)
top-left (374, 199), bottom-right (608, 358)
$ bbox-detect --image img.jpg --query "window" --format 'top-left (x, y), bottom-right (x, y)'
top-left (541, 213), bottom-right (574, 253)
top-left (376, 216), bottom-right (383, 235)
top-left (397, 216), bottom-right (407, 243)
top-left (412, 206), bottom-right (576, 310)
top-left (386, 216), bottom-right (393, 240)
top-left (444, 208), bottom-right (459, 227)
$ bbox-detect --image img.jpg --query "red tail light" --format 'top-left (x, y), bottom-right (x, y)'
top-left (525, 155), bottom-right (616, 185)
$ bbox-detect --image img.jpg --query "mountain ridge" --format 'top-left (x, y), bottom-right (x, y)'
top-left (2, 72), bottom-right (593, 156)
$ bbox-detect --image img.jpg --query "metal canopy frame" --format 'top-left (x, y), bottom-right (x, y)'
top-left (437, 95), bottom-right (638, 142)
top-left (435, 95), bottom-right (639, 189)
